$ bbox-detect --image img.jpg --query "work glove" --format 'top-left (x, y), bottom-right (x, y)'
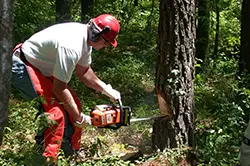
top-left (74, 113), bottom-right (92, 128)
top-left (102, 84), bottom-right (121, 100)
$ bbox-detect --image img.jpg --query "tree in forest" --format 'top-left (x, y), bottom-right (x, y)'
top-left (134, 0), bottom-right (138, 7)
top-left (213, 0), bottom-right (220, 60)
top-left (0, 0), bottom-right (14, 145)
top-left (81, 0), bottom-right (93, 23)
top-left (56, 0), bottom-right (71, 22)
top-left (239, 0), bottom-right (250, 78)
top-left (196, 0), bottom-right (210, 71)
top-left (152, 0), bottom-right (196, 163)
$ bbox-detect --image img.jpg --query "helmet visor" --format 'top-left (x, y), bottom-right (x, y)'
top-left (109, 39), bottom-right (117, 48)
top-left (102, 35), bottom-right (117, 48)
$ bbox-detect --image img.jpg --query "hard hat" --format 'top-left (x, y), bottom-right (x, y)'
top-left (92, 14), bottom-right (120, 48)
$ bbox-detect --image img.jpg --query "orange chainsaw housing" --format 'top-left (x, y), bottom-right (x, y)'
top-left (90, 104), bottom-right (131, 128)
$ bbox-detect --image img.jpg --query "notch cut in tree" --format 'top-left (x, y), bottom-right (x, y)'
top-left (152, 0), bottom-right (196, 163)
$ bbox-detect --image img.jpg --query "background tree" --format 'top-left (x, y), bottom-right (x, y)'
top-left (81, 0), bottom-right (93, 23)
top-left (13, 0), bottom-right (55, 42)
top-left (56, 0), bottom-right (71, 22)
top-left (152, 0), bottom-right (196, 163)
top-left (237, 0), bottom-right (250, 125)
top-left (196, 0), bottom-right (210, 71)
top-left (239, 0), bottom-right (250, 79)
top-left (213, 0), bottom-right (220, 60)
top-left (134, 0), bottom-right (139, 7)
top-left (0, 0), bottom-right (14, 145)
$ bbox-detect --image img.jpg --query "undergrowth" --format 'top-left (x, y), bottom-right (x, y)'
top-left (2, 0), bottom-right (247, 164)
top-left (3, 33), bottom-right (248, 166)
top-left (195, 57), bottom-right (247, 165)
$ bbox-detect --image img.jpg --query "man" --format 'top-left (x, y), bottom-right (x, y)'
top-left (240, 122), bottom-right (250, 165)
top-left (11, 14), bottom-right (121, 162)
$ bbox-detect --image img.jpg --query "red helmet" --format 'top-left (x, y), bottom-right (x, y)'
top-left (92, 14), bottom-right (120, 48)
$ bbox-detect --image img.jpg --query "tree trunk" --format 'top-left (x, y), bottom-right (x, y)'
top-left (134, 0), bottom-right (138, 7)
top-left (81, 0), bottom-right (93, 23)
top-left (239, 0), bottom-right (250, 77)
top-left (213, 2), bottom-right (220, 60)
top-left (0, 0), bottom-right (14, 145)
top-left (196, 0), bottom-right (210, 72)
top-left (145, 0), bottom-right (155, 32)
top-left (56, 0), bottom-right (71, 23)
top-left (153, 0), bottom-right (196, 160)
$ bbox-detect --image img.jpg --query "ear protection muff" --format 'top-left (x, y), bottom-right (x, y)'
top-left (90, 23), bottom-right (111, 42)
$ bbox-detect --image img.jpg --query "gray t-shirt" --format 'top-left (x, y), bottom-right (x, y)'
top-left (22, 22), bottom-right (92, 83)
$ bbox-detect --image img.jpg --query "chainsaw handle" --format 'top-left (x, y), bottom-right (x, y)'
top-left (118, 99), bottom-right (123, 108)
top-left (117, 99), bottom-right (125, 114)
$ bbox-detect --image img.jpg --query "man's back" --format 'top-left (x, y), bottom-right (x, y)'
top-left (22, 22), bottom-right (92, 82)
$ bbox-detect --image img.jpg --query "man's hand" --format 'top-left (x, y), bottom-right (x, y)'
top-left (102, 84), bottom-right (121, 100)
top-left (74, 113), bottom-right (92, 128)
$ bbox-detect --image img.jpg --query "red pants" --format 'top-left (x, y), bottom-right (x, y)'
top-left (25, 61), bottom-right (82, 161)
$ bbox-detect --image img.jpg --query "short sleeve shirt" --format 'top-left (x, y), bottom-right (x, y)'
top-left (22, 22), bottom-right (92, 83)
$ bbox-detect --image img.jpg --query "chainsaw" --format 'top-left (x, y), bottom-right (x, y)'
top-left (90, 99), bottom-right (166, 129)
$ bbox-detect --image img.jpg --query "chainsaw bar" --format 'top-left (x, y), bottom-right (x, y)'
top-left (130, 114), bottom-right (167, 123)
top-left (91, 99), bottom-right (167, 129)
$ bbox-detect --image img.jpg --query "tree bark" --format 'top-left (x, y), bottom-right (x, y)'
top-left (81, 0), bottom-right (93, 23)
top-left (134, 0), bottom-right (138, 7)
top-left (239, 0), bottom-right (250, 77)
top-left (153, 0), bottom-right (196, 156)
top-left (0, 0), bottom-right (14, 145)
top-left (56, 0), bottom-right (71, 23)
top-left (213, 2), bottom-right (220, 60)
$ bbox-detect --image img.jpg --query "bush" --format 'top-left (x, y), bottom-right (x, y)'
top-left (195, 57), bottom-right (246, 165)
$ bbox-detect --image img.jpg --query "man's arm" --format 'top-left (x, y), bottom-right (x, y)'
top-left (76, 64), bottom-right (121, 100)
top-left (75, 65), bottom-right (106, 92)
top-left (52, 78), bottom-right (82, 122)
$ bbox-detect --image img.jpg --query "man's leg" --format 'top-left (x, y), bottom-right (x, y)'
top-left (240, 120), bottom-right (250, 166)
top-left (61, 111), bottom-right (75, 157)
top-left (12, 54), bottom-right (82, 161)
top-left (67, 88), bottom-right (82, 151)
top-left (61, 88), bottom-right (82, 156)
top-left (25, 62), bottom-right (65, 162)
top-left (11, 55), bottom-right (38, 100)
top-left (12, 55), bottom-right (45, 151)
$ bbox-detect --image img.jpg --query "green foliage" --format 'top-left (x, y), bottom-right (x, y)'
top-left (83, 156), bottom-right (133, 166)
top-left (208, 0), bottom-right (241, 60)
top-left (6, 0), bottom-right (160, 165)
top-left (1, 100), bottom-right (48, 166)
top-left (14, 0), bottom-right (55, 43)
top-left (6, 0), bottom-right (248, 165)
top-left (196, 58), bottom-right (246, 165)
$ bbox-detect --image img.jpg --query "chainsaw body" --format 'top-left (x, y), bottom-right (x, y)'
top-left (90, 104), bottom-right (131, 129)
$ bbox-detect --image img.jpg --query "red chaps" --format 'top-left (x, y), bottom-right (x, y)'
top-left (25, 61), bottom-right (82, 161)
